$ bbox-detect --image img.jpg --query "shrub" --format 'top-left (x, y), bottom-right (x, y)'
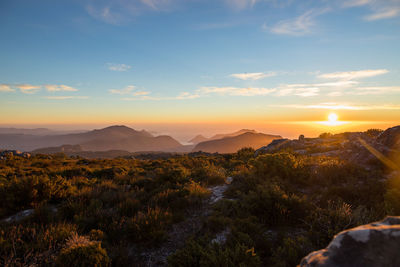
top-left (127, 206), bottom-right (172, 244)
top-left (168, 238), bottom-right (261, 267)
top-left (241, 183), bottom-right (309, 227)
top-left (56, 233), bottom-right (110, 267)
top-left (0, 223), bottom-right (76, 266)
top-left (184, 180), bottom-right (211, 204)
top-left (270, 236), bottom-right (313, 267)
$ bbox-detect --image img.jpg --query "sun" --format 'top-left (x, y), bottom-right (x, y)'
top-left (328, 113), bottom-right (338, 123)
top-left (317, 112), bottom-right (348, 126)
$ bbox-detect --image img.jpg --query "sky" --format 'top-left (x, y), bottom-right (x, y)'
top-left (1, 0), bottom-right (400, 141)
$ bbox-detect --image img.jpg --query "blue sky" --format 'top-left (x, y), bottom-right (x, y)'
top-left (1, 0), bottom-right (400, 139)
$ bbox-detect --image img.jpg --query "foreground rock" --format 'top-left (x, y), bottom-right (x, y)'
top-left (300, 216), bottom-right (400, 267)
top-left (377, 125), bottom-right (400, 150)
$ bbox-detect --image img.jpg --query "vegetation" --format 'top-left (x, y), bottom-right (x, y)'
top-left (0, 140), bottom-right (397, 266)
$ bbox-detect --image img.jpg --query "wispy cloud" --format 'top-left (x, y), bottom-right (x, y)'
top-left (16, 84), bottom-right (41, 94)
top-left (44, 96), bottom-right (89, 100)
top-left (132, 91), bottom-right (151, 96)
top-left (86, 5), bottom-right (127, 25)
top-left (275, 86), bottom-right (320, 97)
top-left (141, 0), bottom-right (174, 10)
top-left (342, 0), bottom-right (373, 8)
top-left (343, 0), bottom-right (400, 21)
top-left (269, 8), bottom-right (328, 36)
top-left (230, 72), bottom-right (276, 80)
top-left (351, 86), bottom-right (400, 95)
top-left (318, 69), bottom-right (388, 80)
top-left (113, 66), bottom-right (399, 101)
top-left (365, 7), bottom-right (400, 21)
top-left (0, 84), bottom-right (14, 92)
top-left (274, 102), bottom-right (400, 110)
top-left (109, 85), bottom-right (136, 95)
top-left (44, 84), bottom-right (79, 92)
top-left (225, 0), bottom-right (259, 10)
top-left (199, 86), bottom-right (276, 96)
top-left (107, 63), bottom-right (132, 72)
top-left (85, 0), bottom-right (178, 24)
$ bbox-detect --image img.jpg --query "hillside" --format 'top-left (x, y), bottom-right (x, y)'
top-left (1, 126), bottom-right (400, 266)
top-left (0, 125), bottom-right (183, 152)
top-left (193, 132), bottom-right (282, 153)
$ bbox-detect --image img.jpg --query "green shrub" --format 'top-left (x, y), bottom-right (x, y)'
top-left (270, 236), bottom-right (313, 267)
top-left (168, 238), bottom-right (261, 267)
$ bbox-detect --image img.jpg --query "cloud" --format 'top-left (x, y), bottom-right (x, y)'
top-left (107, 63), bottom-right (132, 72)
top-left (44, 96), bottom-right (89, 100)
top-left (327, 91), bottom-right (344, 96)
top-left (0, 84), bottom-right (14, 92)
top-left (109, 85), bottom-right (136, 95)
top-left (199, 86), bottom-right (276, 96)
top-left (85, 0), bottom-right (179, 24)
top-left (44, 84), bottom-right (79, 92)
top-left (343, 0), bottom-right (400, 21)
top-left (141, 0), bottom-right (174, 10)
top-left (318, 69), bottom-right (388, 80)
top-left (175, 92), bottom-right (201, 99)
top-left (274, 102), bottom-right (400, 110)
top-left (230, 72), bottom-right (276, 80)
top-left (122, 95), bottom-right (163, 101)
top-left (293, 87), bottom-right (320, 97)
top-left (225, 0), bottom-right (259, 10)
top-left (342, 0), bottom-right (372, 7)
top-left (365, 7), bottom-right (400, 21)
top-left (16, 84), bottom-right (41, 94)
top-left (351, 86), bottom-right (400, 95)
top-left (86, 5), bottom-right (127, 25)
top-left (269, 8), bottom-right (328, 36)
top-left (132, 91), bottom-right (151, 96)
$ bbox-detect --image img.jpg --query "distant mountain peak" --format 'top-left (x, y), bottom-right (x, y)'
top-left (92, 125), bottom-right (152, 137)
top-left (189, 134), bottom-right (208, 144)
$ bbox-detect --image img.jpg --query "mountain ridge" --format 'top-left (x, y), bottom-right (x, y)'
top-left (193, 132), bottom-right (282, 153)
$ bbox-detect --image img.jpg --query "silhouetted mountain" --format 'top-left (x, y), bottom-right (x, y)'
top-left (0, 125), bottom-right (182, 152)
top-left (189, 129), bottom-right (258, 145)
top-left (209, 129), bottom-right (258, 140)
top-left (0, 128), bottom-right (60, 135)
top-left (192, 132), bottom-right (281, 153)
top-left (189, 135), bottom-right (209, 144)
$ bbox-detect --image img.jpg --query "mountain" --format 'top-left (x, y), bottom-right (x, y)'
top-left (0, 128), bottom-right (57, 135)
top-left (192, 132), bottom-right (282, 153)
top-left (188, 135), bottom-right (209, 144)
top-left (209, 129), bottom-right (258, 140)
top-left (188, 129), bottom-right (259, 145)
top-left (0, 125), bottom-right (183, 152)
top-left (0, 127), bottom-right (83, 135)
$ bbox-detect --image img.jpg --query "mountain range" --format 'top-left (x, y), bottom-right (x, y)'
top-left (0, 126), bottom-right (281, 154)
top-left (0, 125), bottom-right (182, 152)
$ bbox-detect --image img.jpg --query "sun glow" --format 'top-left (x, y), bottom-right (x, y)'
top-left (317, 112), bottom-right (349, 126)
top-left (328, 113), bottom-right (338, 124)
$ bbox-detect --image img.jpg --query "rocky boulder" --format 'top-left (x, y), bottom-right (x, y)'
top-left (377, 125), bottom-right (400, 150)
top-left (256, 138), bottom-right (290, 154)
top-left (300, 216), bottom-right (400, 267)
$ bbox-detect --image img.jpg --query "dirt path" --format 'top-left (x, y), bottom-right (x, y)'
top-left (139, 177), bottom-right (233, 266)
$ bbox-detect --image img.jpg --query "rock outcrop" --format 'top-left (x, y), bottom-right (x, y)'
top-left (300, 216), bottom-right (400, 267)
top-left (0, 150), bottom-right (31, 159)
top-left (378, 126), bottom-right (400, 150)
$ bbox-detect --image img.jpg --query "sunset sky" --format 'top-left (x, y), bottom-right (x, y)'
top-left (1, 0), bottom-right (400, 140)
